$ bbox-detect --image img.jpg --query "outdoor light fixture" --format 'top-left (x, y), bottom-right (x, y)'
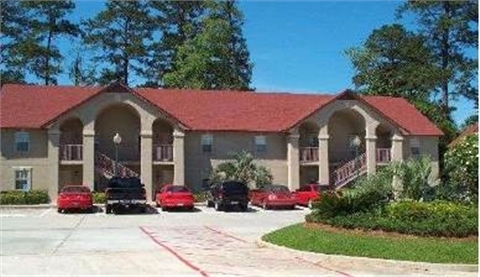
top-left (113, 133), bottom-right (122, 176)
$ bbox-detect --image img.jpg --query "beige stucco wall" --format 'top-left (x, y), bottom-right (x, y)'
top-left (404, 136), bottom-right (440, 182)
top-left (59, 165), bottom-right (83, 188)
top-left (0, 129), bottom-right (50, 191)
top-left (184, 132), bottom-right (288, 191)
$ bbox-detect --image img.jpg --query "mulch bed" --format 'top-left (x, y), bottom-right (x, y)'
top-left (304, 222), bottom-right (478, 242)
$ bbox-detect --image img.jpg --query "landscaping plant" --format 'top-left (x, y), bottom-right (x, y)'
top-left (0, 190), bottom-right (50, 205)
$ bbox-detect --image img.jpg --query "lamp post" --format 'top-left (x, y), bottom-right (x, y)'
top-left (113, 133), bottom-right (122, 176)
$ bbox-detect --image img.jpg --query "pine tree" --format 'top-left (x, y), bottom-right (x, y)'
top-left (163, 0), bottom-right (253, 90)
top-left (82, 0), bottom-right (153, 85)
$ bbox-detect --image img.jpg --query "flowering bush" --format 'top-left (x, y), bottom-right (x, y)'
top-left (441, 134), bottom-right (478, 201)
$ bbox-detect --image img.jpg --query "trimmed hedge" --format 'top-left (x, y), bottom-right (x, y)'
top-left (0, 190), bottom-right (50, 205)
top-left (306, 200), bottom-right (478, 238)
top-left (92, 192), bottom-right (106, 204)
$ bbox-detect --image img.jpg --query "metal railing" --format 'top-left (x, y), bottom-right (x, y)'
top-left (60, 144), bottom-right (83, 161)
top-left (331, 153), bottom-right (367, 189)
top-left (299, 147), bottom-right (319, 162)
top-left (95, 151), bottom-right (139, 179)
top-left (153, 144), bottom-right (173, 161)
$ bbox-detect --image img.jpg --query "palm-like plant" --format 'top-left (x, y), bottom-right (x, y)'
top-left (210, 151), bottom-right (273, 188)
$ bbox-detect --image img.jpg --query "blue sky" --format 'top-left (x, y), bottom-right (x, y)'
top-left (52, 1), bottom-right (477, 125)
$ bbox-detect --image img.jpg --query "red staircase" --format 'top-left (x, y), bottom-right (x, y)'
top-left (95, 151), bottom-right (139, 179)
top-left (330, 153), bottom-right (367, 189)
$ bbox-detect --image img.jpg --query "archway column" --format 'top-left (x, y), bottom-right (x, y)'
top-left (173, 128), bottom-right (185, 186)
top-left (82, 128), bottom-right (95, 191)
top-left (287, 131), bottom-right (300, 191)
top-left (48, 128), bottom-right (60, 201)
top-left (140, 130), bottom-right (153, 200)
top-left (365, 124), bottom-right (378, 175)
top-left (317, 132), bottom-right (329, 186)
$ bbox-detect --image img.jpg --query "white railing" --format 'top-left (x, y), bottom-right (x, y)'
top-left (95, 151), bottom-right (139, 179)
top-left (300, 147), bottom-right (319, 162)
top-left (153, 144), bottom-right (173, 161)
top-left (331, 153), bottom-right (367, 189)
top-left (60, 144), bottom-right (83, 161)
top-left (376, 148), bottom-right (391, 164)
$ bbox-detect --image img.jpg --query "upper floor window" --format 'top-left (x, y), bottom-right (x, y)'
top-left (14, 132), bottom-right (30, 153)
top-left (201, 134), bottom-right (213, 153)
top-left (255, 135), bottom-right (267, 152)
top-left (14, 168), bottom-right (31, 191)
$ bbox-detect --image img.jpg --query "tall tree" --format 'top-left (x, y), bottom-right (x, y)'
top-left (143, 1), bottom-right (206, 87)
top-left (82, 0), bottom-right (152, 85)
top-left (19, 1), bottom-right (79, 85)
top-left (346, 24), bottom-right (441, 102)
top-left (68, 52), bottom-right (96, 86)
top-left (398, 0), bottom-right (478, 115)
top-left (1, 0), bottom-right (28, 84)
top-left (163, 0), bottom-right (253, 90)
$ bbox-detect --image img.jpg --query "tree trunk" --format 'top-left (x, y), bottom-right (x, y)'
top-left (440, 1), bottom-right (451, 117)
top-left (45, 20), bottom-right (54, 85)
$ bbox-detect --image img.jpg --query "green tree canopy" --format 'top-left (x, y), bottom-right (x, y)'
top-left (82, 0), bottom-right (153, 85)
top-left (163, 0), bottom-right (253, 90)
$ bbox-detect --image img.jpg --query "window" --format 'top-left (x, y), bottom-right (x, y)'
top-left (410, 138), bottom-right (421, 158)
top-left (201, 134), bottom-right (213, 153)
top-left (14, 168), bottom-right (31, 191)
top-left (14, 132), bottom-right (30, 152)
top-left (255, 135), bottom-right (267, 152)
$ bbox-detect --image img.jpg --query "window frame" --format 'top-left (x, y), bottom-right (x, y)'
top-left (201, 134), bottom-right (213, 153)
top-left (255, 135), bottom-right (267, 152)
top-left (13, 167), bottom-right (32, 191)
top-left (14, 131), bottom-right (30, 153)
top-left (410, 138), bottom-right (421, 158)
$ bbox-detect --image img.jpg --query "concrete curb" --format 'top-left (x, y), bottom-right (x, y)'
top-left (256, 238), bottom-right (478, 273)
top-left (0, 204), bottom-right (55, 209)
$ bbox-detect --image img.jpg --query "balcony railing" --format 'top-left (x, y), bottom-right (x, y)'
top-left (300, 147), bottom-right (319, 162)
top-left (153, 144), bottom-right (173, 162)
top-left (376, 148), bottom-right (391, 164)
top-left (60, 144), bottom-right (83, 161)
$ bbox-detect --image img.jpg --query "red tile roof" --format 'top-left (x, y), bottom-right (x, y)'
top-left (448, 123), bottom-right (478, 147)
top-left (0, 84), bottom-right (443, 136)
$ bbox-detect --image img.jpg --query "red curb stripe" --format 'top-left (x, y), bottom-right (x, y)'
top-left (139, 226), bottom-right (210, 277)
top-left (295, 256), bottom-right (354, 277)
top-left (204, 226), bottom-right (249, 244)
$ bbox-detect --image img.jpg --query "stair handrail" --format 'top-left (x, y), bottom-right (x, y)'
top-left (95, 151), bottom-right (139, 178)
top-left (331, 153), bottom-right (367, 188)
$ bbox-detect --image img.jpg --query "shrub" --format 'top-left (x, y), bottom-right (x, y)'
top-left (392, 156), bottom-right (434, 201)
top-left (0, 190), bottom-right (50, 205)
top-left (193, 192), bottom-right (209, 203)
top-left (443, 134), bottom-right (478, 202)
top-left (310, 200), bottom-right (478, 238)
top-left (92, 192), bottom-right (106, 204)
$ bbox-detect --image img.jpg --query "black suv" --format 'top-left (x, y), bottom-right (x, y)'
top-left (206, 181), bottom-right (249, 211)
top-left (105, 177), bottom-right (147, 214)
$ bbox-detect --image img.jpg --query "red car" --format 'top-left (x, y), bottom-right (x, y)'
top-left (57, 186), bottom-right (93, 213)
top-left (293, 184), bottom-right (326, 208)
top-left (156, 184), bottom-right (194, 211)
top-left (249, 185), bottom-right (296, 210)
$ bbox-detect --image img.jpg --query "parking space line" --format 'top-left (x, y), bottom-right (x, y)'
top-left (38, 208), bottom-right (52, 218)
top-left (139, 226), bottom-right (210, 277)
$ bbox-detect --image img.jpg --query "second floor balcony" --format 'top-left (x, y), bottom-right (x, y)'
top-left (153, 144), bottom-right (173, 162)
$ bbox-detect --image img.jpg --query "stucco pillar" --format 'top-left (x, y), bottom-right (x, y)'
top-left (47, 129), bottom-right (60, 202)
top-left (365, 135), bottom-right (377, 175)
top-left (287, 132), bottom-right (300, 191)
top-left (318, 134), bottom-right (329, 186)
top-left (391, 133), bottom-right (404, 198)
top-left (173, 129), bottom-right (185, 186)
top-left (140, 131), bottom-right (153, 201)
top-left (82, 129), bottom-right (95, 192)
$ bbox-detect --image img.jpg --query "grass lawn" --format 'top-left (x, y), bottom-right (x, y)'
top-left (263, 224), bottom-right (478, 264)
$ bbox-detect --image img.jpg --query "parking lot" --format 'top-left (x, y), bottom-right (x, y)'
top-left (1, 205), bottom-right (474, 276)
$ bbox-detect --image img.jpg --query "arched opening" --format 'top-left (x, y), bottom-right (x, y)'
top-left (94, 104), bottom-right (141, 190)
top-left (152, 118), bottom-right (174, 195)
top-left (298, 121), bottom-right (320, 185)
top-left (59, 117), bottom-right (84, 189)
top-left (328, 109), bottom-right (366, 165)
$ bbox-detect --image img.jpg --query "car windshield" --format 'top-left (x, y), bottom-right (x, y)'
top-left (169, 186), bottom-right (190, 193)
top-left (270, 185), bottom-right (290, 193)
top-left (62, 186), bottom-right (89, 193)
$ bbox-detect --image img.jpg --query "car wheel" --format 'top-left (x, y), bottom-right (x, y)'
top-left (214, 201), bottom-right (222, 211)
top-left (139, 206), bottom-right (146, 213)
top-left (161, 206), bottom-right (167, 212)
top-left (240, 204), bottom-right (248, 212)
top-left (57, 208), bottom-right (63, 213)
top-left (155, 201), bottom-right (160, 208)
top-left (307, 199), bottom-right (313, 209)
top-left (262, 201), bottom-right (268, 210)
top-left (206, 200), bottom-right (213, 208)
top-left (106, 204), bottom-right (112, 214)
top-left (290, 205), bottom-right (296, 210)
